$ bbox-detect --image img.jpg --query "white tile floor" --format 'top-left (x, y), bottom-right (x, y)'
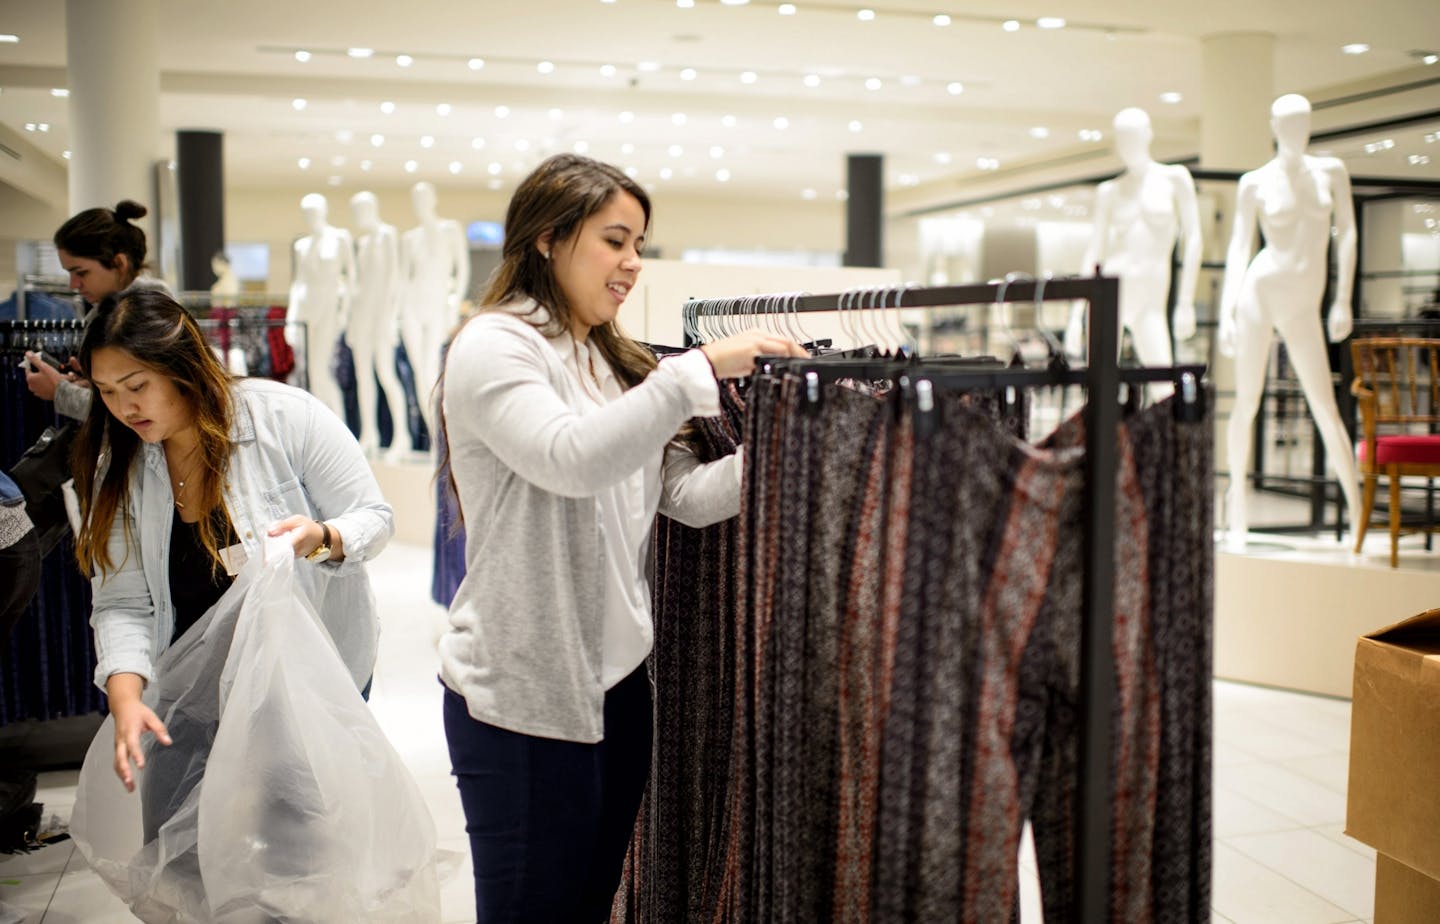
top-left (0, 540), bottom-right (1380, 923)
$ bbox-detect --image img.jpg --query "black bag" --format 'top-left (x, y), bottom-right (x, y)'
top-left (8, 421), bottom-right (77, 557)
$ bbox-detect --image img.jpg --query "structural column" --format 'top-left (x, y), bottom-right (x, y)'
top-left (845, 153), bottom-right (884, 267)
top-left (177, 131), bottom-right (225, 291)
top-left (65, 0), bottom-right (160, 250)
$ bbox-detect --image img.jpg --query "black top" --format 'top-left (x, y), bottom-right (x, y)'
top-left (168, 507), bottom-right (237, 644)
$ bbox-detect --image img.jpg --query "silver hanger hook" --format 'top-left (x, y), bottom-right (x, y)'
top-left (993, 271), bottom-right (1032, 362)
top-left (1032, 273), bottom-right (1067, 361)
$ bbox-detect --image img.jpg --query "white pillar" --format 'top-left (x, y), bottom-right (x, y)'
top-left (65, 0), bottom-right (160, 247)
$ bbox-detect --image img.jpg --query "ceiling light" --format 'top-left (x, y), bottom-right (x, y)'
top-left (677, 0), bottom-right (695, 7)
top-left (625, 166), bottom-right (639, 178)
top-left (37, 123), bottom-right (49, 132)
top-left (600, 64), bottom-right (617, 77)
top-left (1159, 91), bottom-right (1183, 104)
top-left (1028, 126), bottom-right (1050, 139)
top-left (709, 145), bottom-right (725, 158)
top-left (740, 70), bottom-right (758, 84)
top-left (1425, 54), bottom-right (1439, 65)
top-left (865, 77), bottom-right (882, 91)
top-left (900, 74), bottom-right (922, 87)
top-left (495, 105), bottom-right (511, 118)
top-left (1410, 154), bottom-right (1432, 165)
top-left (380, 101), bottom-right (395, 114)
top-left (50, 88), bottom-right (69, 97)
top-left (668, 144), bottom-right (684, 157)
top-left (23, 123), bottom-right (35, 132)
top-left (802, 188), bottom-right (817, 200)
top-left (1079, 128), bottom-right (1103, 141)
top-left (1037, 17), bottom-right (1065, 29)
top-left (773, 116), bottom-right (790, 129)
top-left (602, 0), bottom-right (617, 4)
top-left (396, 54), bottom-right (413, 67)
top-left (331, 154), bottom-right (346, 166)
top-left (933, 152), bottom-right (952, 165)
top-left (1426, 132), bottom-right (1439, 143)
top-left (716, 168), bottom-right (732, 182)
top-left (849, 119), bottom-right (863, 132)
top-left (638, 61), bottom-right (661, 72)
top-left (404, 160), bottom-right (418, 173)
top-left (347, 47), bottom-right (374, 58)
top-left (450, 161), bottom-right (463, 174)
top-left (62, 150), bottom-right (71, 159)
top-left (778, 3), bottom-right (796, 13)
top-left (360, 159), bottom-right (373, 171)
top-left (488, 162), bottom-right (502, 175)
top-left (420, 135), bottom-right (435, 148)
top-left (515, 138), bottom-right (531, 152)
top-left (1341, 43), bottom-right (1370, 55)
top-left (857, 8), bottom-right (875, 21)
top-left (294, 50), bottom-right (311, 62)
top-left (722, 114), bottom-right (738, 127)
top-left (621, 142), bottom-right (636, 154)
top-left (573, 140), bottom-right (589, 154)
top-left (672, 112), bottom-right (688, 125)
top-left (327, 176), bottom-right (342, 187)
top-left (660, 167), bottom-right (674, 180)
top-left (933, 14), bottom-right (951, 26)
top-left (548, 108), bottom-right (564, 120)
top-left (292, 98), bottom-right (307, 110)
top-left (537, 60), bottom-right (555, 74)
top-left (947, 81), bottom-right (964, 95)
top-left (672, 67), bottom-right (698, 84)
top-left (434, 103), bottom-right (451, 116)
top-left (720, 0), bottom-right (750, 5)
top-left (0, 35), bottom-right (19, 43)
top-left (804, 74), bottom-right (821, 87)
top-left (468, 57), bottom-right (485, 70)
top-left (298, 157), bottom-right (311, 170)
top-left (977, 156), bottom-right (1000, 170)
top-left (1002, 19), bottom-right (1020, 31)
top-left (370, 133), bottom-right (385, 146)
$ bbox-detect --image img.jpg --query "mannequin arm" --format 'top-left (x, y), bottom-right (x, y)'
top-left (1171, 166), bottom-right (1203, 340)
top-left (338, 230), bottom-right (357, 331)
top-left (448, 222), bottom-right (471, 316)
top-left (1327, 162), bottom-right (1357, 341)
top-left (382, 228), bottom-right (402, 331)
top-left (286, 240), bottom-right (305, 323)
top-left (1068, 185), bottom-right (1113, 356)
top-left (1218, 176), bottom-right (1260, 358)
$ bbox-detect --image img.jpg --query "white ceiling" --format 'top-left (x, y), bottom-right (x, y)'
top-left (1, 0), bottom-right (1438, 203)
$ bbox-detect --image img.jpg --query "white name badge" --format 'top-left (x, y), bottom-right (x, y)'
top-left (219, 542), bottom-right (248, 577)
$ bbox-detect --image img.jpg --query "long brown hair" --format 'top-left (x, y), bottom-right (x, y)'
top-left (53, 199), bottom-right (149, 285)
top-left (73, 287), bottom-right (235, 576)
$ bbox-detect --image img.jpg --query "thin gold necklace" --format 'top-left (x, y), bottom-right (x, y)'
top-left (169, 447), bottom-right (202, 510)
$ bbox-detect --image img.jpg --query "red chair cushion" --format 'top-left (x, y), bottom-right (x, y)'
top-left (1358, 435), bottom-right (1440, 465)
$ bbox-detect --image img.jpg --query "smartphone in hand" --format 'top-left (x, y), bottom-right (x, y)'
top-left (17, 351), bottom-right (64, 373)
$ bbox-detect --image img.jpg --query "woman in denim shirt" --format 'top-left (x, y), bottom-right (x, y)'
top-left (70, 286), bottom-right (393, 791)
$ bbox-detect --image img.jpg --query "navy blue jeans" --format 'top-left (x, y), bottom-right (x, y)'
top-left (443, 666), bottom-right (653, 923)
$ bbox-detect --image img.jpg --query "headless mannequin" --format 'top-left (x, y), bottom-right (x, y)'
top-left (400, 181), bottom-right (469, 439)
top-left (209, 252), bottom-right (246, 374)
top-left (1067, 107), bottom-right (1201, 398)
top-left (287, 193), bottom-right (356, 422)
top-left (1219, 93), bottom-right (1360, 545)
top-left (348, 191), bottom-right (408, 457)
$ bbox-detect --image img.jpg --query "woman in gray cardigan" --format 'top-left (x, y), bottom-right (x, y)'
top-left (438, 154), bottom-right (803, 922)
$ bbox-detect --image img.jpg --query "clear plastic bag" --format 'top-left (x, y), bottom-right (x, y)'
top-left (72, 537), bottom-right (440, 923)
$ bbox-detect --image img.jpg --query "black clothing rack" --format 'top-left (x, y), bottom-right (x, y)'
top-left (686, 275), bottom-right (1193, 923)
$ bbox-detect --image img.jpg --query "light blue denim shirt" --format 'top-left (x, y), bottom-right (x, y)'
top-left (89, 378), bottom-right (393, 691)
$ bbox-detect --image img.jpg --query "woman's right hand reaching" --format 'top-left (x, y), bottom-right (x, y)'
top-left (699, 330), bottom-right (808, 379)
top-left (105, 672), bottom-right (172, 792)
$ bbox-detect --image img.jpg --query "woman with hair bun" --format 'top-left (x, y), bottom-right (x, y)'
top-left (24, 199), bottom-right (157, 420)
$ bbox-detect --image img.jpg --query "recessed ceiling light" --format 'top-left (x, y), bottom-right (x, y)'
top-left (371, 133), bottom-right (385, 146)
top-left (468, 57), bottom-right (485, 70)
top-left (660, 166), bottom-right (675, 180)
top-left (292, 98), bottom-right (307, 111)
top-left (404, 160), bottom-right (418, 173)
top-left (347, 47), bottom-right (374, 58)
top-left (0, 35), bottom-right (20, 43)
top-left (865, 77), bottom-right (882, 91)
top-left (619, 110), bottom-right (635, 123)
top-left (62, 150), bottom-right (71, 160)
top-left (1079, 128), bottom-right (1104, 141)
top-left (716, 168), bottom-right (732, 182)
top-left (801, 188), bottom-right (817, 200)
top-left (420, 135), bottom-right (435, 148)
top-left (50, 88), bottom-right (69, 97)
top-left (672, 112), bottom-right (688, 125)
top-left (1342, 43), bottom-right (1370, 55)
top-left (719, 0), bottom-right (749, 5)
top-left (740, 70), bottom-right (758, 84)
top-left (437, 103), bottom-right (452, 116)
top-left (23, 123), bottom-right (35, 132)
top-left (1159, 91), bottom-right (1183, 104)
top-left (601, 0), bottom-right (617, 4)
top-left (495, 105), bottom-right (511, 118)
top-left (857, 8), bottom-right (875, 21)
top-left (1037, 17), bottom-right (1065, 29)
top-left (1002, 19), bottom-right (1020, 31)
top-left (709, 145), bottom-right (725, 158)
top-left (849, 119), bottom-right (863, 132)
top-left (537, 60), bottom-right (555, 75)
top-left (515, 139), bottom-right (531, 152)
top-left (680, 67), bottom-right (697, 81)
top-left (677, 0), bottom-right (695, 7)
top-left (488, 162), bottom-right (503, 175)
top-left (621, 142), bottom-right (636, 154)
top-left (450, 161), bottom-right (464, 174)
top-left (778, 2), bottom-right (796, 13)
top-left (600, 64), bottom-right (617, 77)
top-left (380, 101), bottom-right (396, 114)
top-left (774, 116), bottom-right (790, 129)
top-left (1410, 154), bottom-right (1432, 165)
top-left (637, 61), bottom-right (661, 72)
top-left (1426, 132), bottom-right (1439, 143)
top-left (1425, 54), bottom-right (1439, 65)
top-left (36, 123), bottom-right (49, 132)
top-left (947, 81), bottom-right (964, 95)
top-left (804, 74), bottom-right (821, 87)
top-left (396, 54), bottom-right (413, 67)
top-left (573, 140), bottom-right (589, 154)
top-left (625, 165), bottom-right (640, 178)
top-left (933, 14), bottom-right (951, 26)
top-left (1029, 126), bottom-right (1050, 139)
top-left (977, 157), bottom-right (1000, 170)
top-left (294, 50), bottom-right (311, 62)
top-left (668, 144), bottom-right (684, 157)
top-left (722, 114), bottom-right (738, 127)
top-left (360, 159), bottom-right (373, 171)
top-left (298, 157), bottom-right (311, 170)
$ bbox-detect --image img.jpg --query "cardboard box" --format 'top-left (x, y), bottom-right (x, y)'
top-left (1346, 608), bottom-right (1440, 923)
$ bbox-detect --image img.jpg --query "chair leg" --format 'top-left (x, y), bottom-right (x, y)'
top-left (1389, 467), bottom-right (1402, 569)
top-left (1356, 474), bottom-right (1378, 554)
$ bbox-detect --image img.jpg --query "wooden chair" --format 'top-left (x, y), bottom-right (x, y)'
top-left (1351, 337), bottom-right (1440, 567)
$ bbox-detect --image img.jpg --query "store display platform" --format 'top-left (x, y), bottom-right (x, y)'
top-left (1215, 530), bottom-right (1440, 698)
top-left (370, 453), bottom-right (437, 548)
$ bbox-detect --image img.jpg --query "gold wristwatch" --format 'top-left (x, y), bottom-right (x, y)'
top-left (305, 521), bottom-right (333, 564)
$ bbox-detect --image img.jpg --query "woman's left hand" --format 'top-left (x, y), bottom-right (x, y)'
top-left (268, 515), bottom-right (326, 559)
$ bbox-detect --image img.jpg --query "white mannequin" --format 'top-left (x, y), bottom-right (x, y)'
top-left (287, 193), bottom-right (356, 422)
top-left (209, 251), bottom-right (239, 302)
top-left (348, 191), bottom-right (409, 457)
top-left (1218, 93), bottom-right (1360, 545)
top-left (400, 182), bottom-right (469, 439)
top-left (1067, 107), bottom-right (1201, 391)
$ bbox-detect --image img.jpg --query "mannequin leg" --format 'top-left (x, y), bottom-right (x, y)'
top-left (308, 320), bottom-right (344, 422)
top-left (350, 332), bottom-right (380, 456)
top-left (1274, 313), bottom-right (1362, 539)
top-left (372, 328), bottom-right (407, 456)
top-left (1125, 308), bottom-right (1176, 403)
top-left (1225, 318), bottom-right (1271, 544)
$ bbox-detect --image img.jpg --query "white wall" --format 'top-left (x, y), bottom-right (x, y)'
top-left (0, 186), bottom-right (69, 294)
